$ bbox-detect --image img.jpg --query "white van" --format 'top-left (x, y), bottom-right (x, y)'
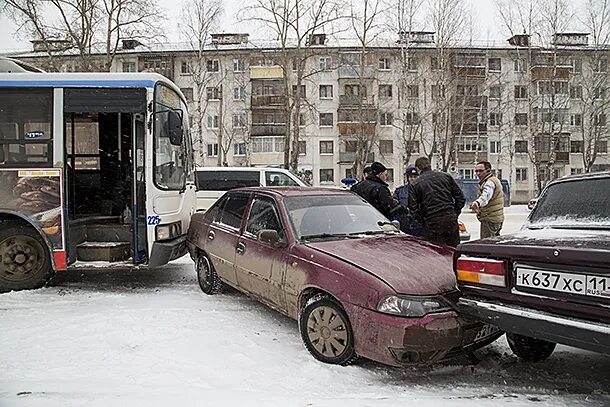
top-left (195, 167), bottom-right (308, 211)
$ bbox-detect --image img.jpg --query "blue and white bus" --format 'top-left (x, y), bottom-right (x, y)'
top-left (0, 72), bottom-right (197, 292)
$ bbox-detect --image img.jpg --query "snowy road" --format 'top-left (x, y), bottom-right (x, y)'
top-left (1, 206), bottom-right (609, 406)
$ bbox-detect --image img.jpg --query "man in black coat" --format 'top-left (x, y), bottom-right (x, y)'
top-left (351, 162), bottom-right (400, 219)
top-left (407, 157), bottom-right (465, 247)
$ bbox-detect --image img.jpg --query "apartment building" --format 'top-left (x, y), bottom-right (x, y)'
top-left (7, 31), bottom-right (610, 202)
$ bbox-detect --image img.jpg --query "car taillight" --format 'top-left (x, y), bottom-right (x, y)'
top-left (458, 223), bottom-right (467, 233)
top-left (456, 256), bottom-right (506, 287)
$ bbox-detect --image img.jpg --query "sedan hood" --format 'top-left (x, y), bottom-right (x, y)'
top-left (306, 235), bottom-right (456, 295)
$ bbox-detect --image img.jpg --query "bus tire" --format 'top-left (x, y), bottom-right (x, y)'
top-left (0, 220), bottom-right (53, 293)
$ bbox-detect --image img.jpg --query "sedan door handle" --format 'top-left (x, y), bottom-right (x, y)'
top-left (208, 231), bottom-right (215, 241)
top-left (236, 242), bottom-right (246, 255)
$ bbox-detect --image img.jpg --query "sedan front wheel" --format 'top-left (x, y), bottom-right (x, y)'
top-left (196, 252), bottom-right (223, 295)
top-left (299, 294), bottom-right (357, 365)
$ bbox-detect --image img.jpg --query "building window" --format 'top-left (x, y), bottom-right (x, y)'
top-left (298, 141), bottom-right (307, 155)
top-left (595, 113), bottom-right (607, 127)
top-left (514, 85), bottom-right (528, 99)
top-left (459, 169), bottom-right (476, 179)
top-left (207, 143), bottom-right (218, 156)
top-left (233, 86), bottom-right (246, 101)
top-left (207, 115), bottom-right (219, 129)
top-left (320, 169), bottom-right (334, 183)
top-left (515, 140), bottom-right (528, 153)
top-left (379, 140), bottom-right (393, 154)
top-left (571, 140), bottom-right (583, 153)
top-left (407, 57), bottom-right (417, 71)
top-left (570, 114), bottom-right (582, 126)
top-left (571, 58), bottom-right (582, 73)
top-left (513, 58), bottom-right (526, 72)
top-left (232, 113), bottom-right (246, 128)
top-left (320, 140), bottom-right (333, 154)
top-left (489, 141), bottom-right (501, 154)
top-left (233, 58), bottom-right (245, 72)
top-left (378, 57), bottom-right (390, 70)
top-left (489, 86), bottom-right (501, 99)
top-left (380, 112), bottom-right (393, 126)
top-left (570, 85), bottom-right (583, 99)
top-left (180, 88), bottom-right (193, 102)
top-left (319, 85), bottom-right (333, 99)
top-left (593, 58), bottom-right (608, 73)
top-left (593, 87), bottom-right (607, 100)
top-left (431, 85), bottom-right (445, 99)
top-left (571, 167), bottom-right (584, 175)
top-left (180, 61), bottom-right (191, 74)
top-left (319, 56), bottom-right (332, 70)
top-left (252, 136), bottom-right (284, 153)
top-left (430, 56), bottom-right (440, 70)
top-left (379, 84), bottom-right (393, 98)
top-left (405, 112), bottom-right (420, 125)
top-left (406, 85), bottom-right (419, 98)
top-left (597, 140), bottom-right (608, 153)
top-left (488, 58), bottom-right (501, 72)
top-left (299, 113), bottom-right (306, 126)
top-left (292, 84), bottom-right (306, 97)
top-left (319, 113), bottom-right (333, 127)
top-left (515, 113), bottom-right (528, 126)
top-left (207, 59), bottom-right (220, 72)
top-left (122, 61), bottom-right (136, 72)
top-left (386, 168), bottom-right (394, 183)
top-left (206, 87), bottom-right (221, 100)
top-left (459, 137), bottom-right (486, 152)
top-left (234, 142), bottom-right (246, 156)
top-left (489, 112), bottom-right (502, 126)
top-left (516, 167), bottom-right (528, 182)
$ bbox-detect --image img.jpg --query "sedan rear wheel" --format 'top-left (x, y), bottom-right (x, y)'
top-left (299, 294), bottom-right (357, 365)
top-left (507, 333), bottom-right (556, 362)
top-left (196, 252), bottom-right (223, 295)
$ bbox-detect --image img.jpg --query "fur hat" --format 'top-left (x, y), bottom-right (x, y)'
top-left (370, 161), bottom-right (387, 175)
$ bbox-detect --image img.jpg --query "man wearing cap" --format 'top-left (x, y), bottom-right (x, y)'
top-left (408, 157), bottom-right (465, 247)
top-left (470, 160), bottom-right (504, 238)
top-left (392, 165), bottom-right (425, 236)
top-left (351, 161), bottom-right (401, 219)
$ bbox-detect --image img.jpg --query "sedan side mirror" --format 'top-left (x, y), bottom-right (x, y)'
top-left (258, 229), bottom-right (281, 246)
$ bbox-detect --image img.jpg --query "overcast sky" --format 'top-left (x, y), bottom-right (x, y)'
top-left (0, 0), bottom-right (585, 53)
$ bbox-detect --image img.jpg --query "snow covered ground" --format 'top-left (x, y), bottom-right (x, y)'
top-left (1, 205), bottom-right (609, 406)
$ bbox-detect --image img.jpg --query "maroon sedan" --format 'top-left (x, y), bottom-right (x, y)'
top-left (187, 187), bottom-right (499, 366)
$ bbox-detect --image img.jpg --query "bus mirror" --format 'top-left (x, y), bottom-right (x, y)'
top-left (168, 110), bottom-right (183, 146)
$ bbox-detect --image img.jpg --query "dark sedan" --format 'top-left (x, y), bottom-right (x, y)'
top-left (187, 187), bottom-right (499, 367)
top-left (455, 172), bottom-right (610, 361)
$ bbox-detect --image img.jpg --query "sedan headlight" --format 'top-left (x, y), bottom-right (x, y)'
top-left (156, 221), bottom-right (182, 241)
top-left (377, 295), bottom-right (453, 317)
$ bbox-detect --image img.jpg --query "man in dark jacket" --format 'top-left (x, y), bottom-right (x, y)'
top-left (407, 157), bottom-right (465, 247)
top-left (393, 165), bottom-right (425, 236)
top-left (351, 162), bottom-right (401, 219)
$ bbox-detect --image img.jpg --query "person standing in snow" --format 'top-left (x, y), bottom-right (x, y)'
top-left (470, 160), bottom-right (504, 239)
top-left (392, 165), bottom-right (425, 236)
top-left (352, 162), bottom-right (402, 219)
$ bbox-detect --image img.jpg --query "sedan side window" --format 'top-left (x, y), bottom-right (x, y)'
top-left (219, 193), bottom-right (250, 229)
top-left (246, 196), bottom-right (284, 239)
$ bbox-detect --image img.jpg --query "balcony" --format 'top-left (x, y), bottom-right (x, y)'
top-left (536, 151), bottom-right (570, 163)
top-left (453, 122), bottom-right (487, 134)
top-left (250, 123), bottom-right (286, 136)
top-left (251, 95), bottom-right (286, 107)
top-left (337, 122), bottom-right (376, 136)
top-left (531, 65), bottom-right (572, 81)
top-left (338, 65), bottom-right (375, 79)
top-left (250, 66), bottom-right (284, 79)
top-left (339, 94), bottom-right (376, 106)
top-left (338, 152), bottom-right (375, 163)
top-left (457, 151), bottom-right (488, 164)
top-left (452, 95), bottom-right (488, 109)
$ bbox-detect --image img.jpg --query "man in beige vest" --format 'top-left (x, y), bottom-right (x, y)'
top-left (469, 160), bottom-right (504, 239)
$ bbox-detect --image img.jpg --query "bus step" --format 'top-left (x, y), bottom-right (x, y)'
top-left (86, 224), bottom-right (132, 242)
top-left (76, 241), bottom-right (130, 262)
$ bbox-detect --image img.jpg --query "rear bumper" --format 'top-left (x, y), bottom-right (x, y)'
top-left (459, 297), bottom-right (610, 355)
top-left (344, 303), bottom-right (501, 367)
top-left (148, 235), bottom-right (187, 267)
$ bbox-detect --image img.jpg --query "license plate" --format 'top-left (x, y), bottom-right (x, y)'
top-left (515, 267), bottom-right (610, 299)
top-left (474, 324), bottom-right (500, 342)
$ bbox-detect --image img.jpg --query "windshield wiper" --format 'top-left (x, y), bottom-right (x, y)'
top-left (347, 230), bottom-right (387, 236)
top-left (300, 233), bottom-right (352, 241)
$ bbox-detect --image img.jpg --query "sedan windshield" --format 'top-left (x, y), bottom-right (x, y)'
top-left (284, 194), bottom-right (397, 240)
top-left (527, 177), bottom-right (610, 229)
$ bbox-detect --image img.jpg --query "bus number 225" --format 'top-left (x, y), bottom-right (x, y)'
top-left (147, 215), bottom-right (161, 225)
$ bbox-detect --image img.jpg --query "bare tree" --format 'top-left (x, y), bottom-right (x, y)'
top-left (179, 0), bottom-right (223, 166)
top-left (241, 0), bottom-right (343, 171)
top-left (5, 0), bottom-right (164, 71)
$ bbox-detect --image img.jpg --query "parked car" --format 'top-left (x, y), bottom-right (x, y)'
top-left (458, 221), bottom-right (471, 242)
top-left (187, 187), bottom-right (500, 367)
top-left (194, 167), bottom-right (307, 211)
top-left (455, 172), bottom-right (610, 361)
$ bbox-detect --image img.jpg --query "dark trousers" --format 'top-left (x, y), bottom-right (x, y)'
top-left (425, 213), bottom-right (460, 248)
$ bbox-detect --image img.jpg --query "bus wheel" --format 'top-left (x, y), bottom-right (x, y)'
top-left (0, 221), bottom-right (53, 293)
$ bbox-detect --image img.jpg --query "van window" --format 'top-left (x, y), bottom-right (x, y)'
top-left (266, 171), bottom-right (300, 186)
top-left (196, 170), bottom-right (260, 191)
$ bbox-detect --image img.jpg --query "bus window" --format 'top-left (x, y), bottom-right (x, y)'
top-left (154, 84), bottom-right (188, 190)
top-left (0, 88), bottom-right (53, 166)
